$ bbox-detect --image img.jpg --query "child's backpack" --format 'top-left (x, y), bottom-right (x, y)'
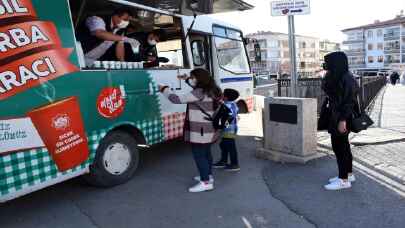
top-left (195, 102), bottom-right (234, 130)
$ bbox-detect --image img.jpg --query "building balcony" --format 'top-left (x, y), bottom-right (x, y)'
top-left (384, 61), bottom-right (401, 66)
top-left (384, 48), bottom-right (401, 54)
top-left (384, 34), bottom-right (400, 41)
top-left (343, 40), bottom-right (364, 44)
top-left (349, 63), bottom-right (366, 69)
top-left (344, 49), bottom-right (365, 56)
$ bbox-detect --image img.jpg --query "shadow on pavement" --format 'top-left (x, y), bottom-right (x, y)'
top-left (264, 156), bottom-right (405, 228)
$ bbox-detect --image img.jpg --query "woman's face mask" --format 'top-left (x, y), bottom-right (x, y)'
top-left (187, 77), bottom-right (197, 87)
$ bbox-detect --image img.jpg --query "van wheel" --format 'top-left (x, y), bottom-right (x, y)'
top-left (85, 131), bottom-right (140, 187)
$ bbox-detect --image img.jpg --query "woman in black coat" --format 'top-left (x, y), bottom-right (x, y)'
top-left (321, 52), bottom-right (359, 191)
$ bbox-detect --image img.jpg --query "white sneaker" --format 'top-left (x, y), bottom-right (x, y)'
top-left (329, 174), bottom-right (356, 183)
top-left (188, 181), bottom-right (214, 193)
top-left (193, 175), bottom-right (214, 184)
top-left (324, 179), bottom-right (351, 191)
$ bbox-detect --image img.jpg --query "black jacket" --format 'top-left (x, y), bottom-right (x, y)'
top-left (322, 72), bottom-right (359, 135)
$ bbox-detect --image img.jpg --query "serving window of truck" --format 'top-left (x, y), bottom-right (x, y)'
top-left (69, 0), bottom-right (191, 70)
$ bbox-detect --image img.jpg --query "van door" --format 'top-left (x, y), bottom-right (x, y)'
top-left (190, 35), bottom-right (211, 73)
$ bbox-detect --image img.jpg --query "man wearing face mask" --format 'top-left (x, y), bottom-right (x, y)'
top-left (77, 8), bottom-right (140, 66)
top-left (122, 29), bottom-right (167, 68)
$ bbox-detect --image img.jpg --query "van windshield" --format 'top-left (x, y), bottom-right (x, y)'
top-left (213, 27), bottom-right (250, 74)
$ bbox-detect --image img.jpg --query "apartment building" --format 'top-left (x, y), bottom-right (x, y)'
top-left (246, 31), bottom-right (320, 77)
top-left (342, 14), bottom-right (405, 72)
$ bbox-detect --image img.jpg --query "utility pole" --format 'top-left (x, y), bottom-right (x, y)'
top-left (271, 0), bottom-right (310, 97)
top-left (288, 15), bottom-right (298, 97)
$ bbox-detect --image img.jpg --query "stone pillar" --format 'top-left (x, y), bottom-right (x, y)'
top-left (257, 97), bottom-right (324, 163)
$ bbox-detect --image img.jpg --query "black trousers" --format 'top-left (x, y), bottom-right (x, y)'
top-left (219, 138), bottom-right (239, 166)
top-left (191, 143), bottom-right (213, 182)
top-left (331, 134), bottom-right (353, 179)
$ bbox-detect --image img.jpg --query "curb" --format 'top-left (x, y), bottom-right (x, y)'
top-left (317, 142), bottom-right (405, 185)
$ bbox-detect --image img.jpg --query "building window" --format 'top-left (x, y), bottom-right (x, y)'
top-left (384, 27), bottom-right (400, 38)
top-left (281, 40), bottom-right (289, 48)
top-left (258, 39), bottom-right (267, 48)
top-left (368, 56), bottom-right (374, 63)
top-left (367, 30), bottom-right (373, 38)
top-left (384, 40), bottom-right (400, 50)
top-left (268, 40), bottom-right (279, 48)
top-left (378, 56), bottom-right (384, 63)
top-left (368, 44), bottom-right (373, 50)
top-left (268, 51), bottom-right (280, 58)
top-left (357, 32), bottom-right (364, 40)
top-left (377, 29), bottom-right (383, 37)
top-left (283, 51), bottom-right (290, 58)
top-left (385, 54), bottom-right (400, 64)
top-left (377, 43), bottom-right (383, 50)
top-left (261, 51), bottom-right (267, 60)
top-left (320, 42), bottom-right (325, 49)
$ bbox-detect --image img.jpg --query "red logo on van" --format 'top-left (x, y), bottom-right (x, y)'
top-left (97, 87), bottom-right (126, 119)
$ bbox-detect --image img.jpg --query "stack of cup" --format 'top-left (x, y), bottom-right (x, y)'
top-left (102, 61), bottom-right (109, 69)
top-left (96, 61), bottom-right (145, 70)
top-left (93, 61), bottom-right (102, 69)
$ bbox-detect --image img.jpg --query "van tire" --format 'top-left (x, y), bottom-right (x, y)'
top-left (84, 131), bottom-right (140, 187)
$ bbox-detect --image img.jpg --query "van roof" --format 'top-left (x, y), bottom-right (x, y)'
top-left (181, 14), bottom-right (242, 34)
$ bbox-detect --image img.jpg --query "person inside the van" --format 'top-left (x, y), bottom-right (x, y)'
top-left (77, 8), bottom-right (141, 66)
top-left (122, 29), bottom-right (169, 68)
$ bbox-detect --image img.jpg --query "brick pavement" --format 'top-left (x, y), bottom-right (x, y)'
top-left (351, 84), bottom-right (405, 184)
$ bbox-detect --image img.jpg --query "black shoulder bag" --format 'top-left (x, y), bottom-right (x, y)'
top-left (351, 95), bottom-right (374, 133)
top-left (318, 97), bottom-right (331, 131)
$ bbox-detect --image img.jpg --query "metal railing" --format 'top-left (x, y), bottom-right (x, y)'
top-left (277, 76), bottom-right (387, 113)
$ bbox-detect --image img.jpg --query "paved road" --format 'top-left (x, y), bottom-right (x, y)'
top-left (264, 156), bottom-right (405, 228)
top-left (0, 134), bottom-right (312, 228)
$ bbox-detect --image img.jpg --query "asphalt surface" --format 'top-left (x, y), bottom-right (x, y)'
top-left (264, 156), bottom-right (405, 228)
top-left (0, 137), bottom-right (313, 228)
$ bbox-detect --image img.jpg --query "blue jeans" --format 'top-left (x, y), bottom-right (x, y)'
top-left (219, 138), bottom-right (239, 166)
top-left (191, 143), bottom-right (213, 182)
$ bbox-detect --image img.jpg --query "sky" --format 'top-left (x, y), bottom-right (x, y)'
top-left (210, 0), bottom-right (405, 43)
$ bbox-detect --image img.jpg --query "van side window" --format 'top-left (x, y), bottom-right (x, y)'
top-left (68, 0), bottom-right (189, 70)
top-left (191, 40), bottom-right (206, 66)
